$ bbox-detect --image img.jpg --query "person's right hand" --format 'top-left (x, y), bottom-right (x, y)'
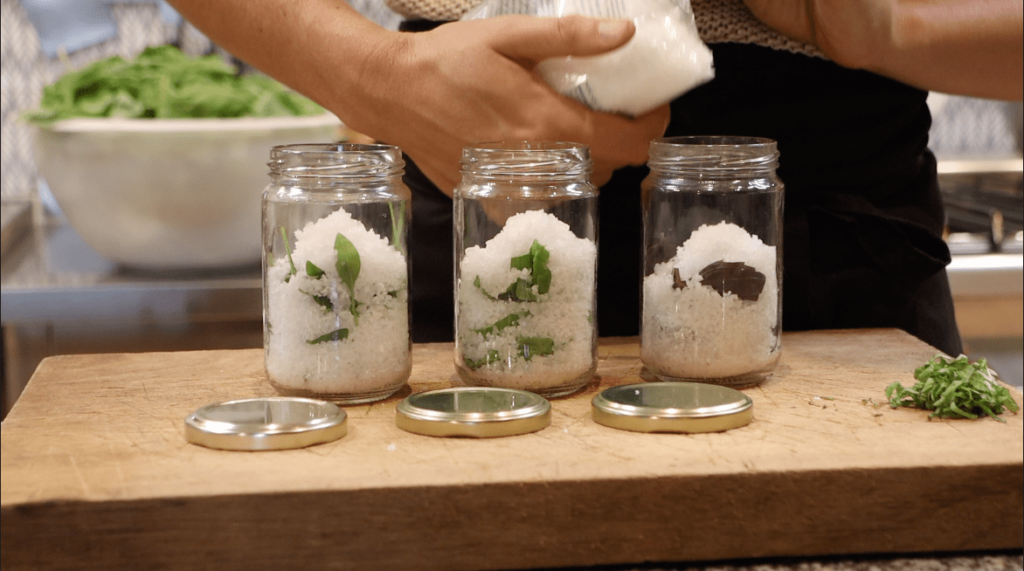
top-left (336, 15), bottom-right (672, 194)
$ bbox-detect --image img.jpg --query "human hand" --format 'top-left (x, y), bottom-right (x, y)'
top-left (339, 15), bottom-right (672, 194)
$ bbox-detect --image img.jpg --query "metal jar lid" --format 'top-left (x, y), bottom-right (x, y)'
top-left (396, 387), bottom-right (551, 438)
top-left (185, 397), bottom-right (348, 451)
top-left (592, 382), bottom-right (753, 433)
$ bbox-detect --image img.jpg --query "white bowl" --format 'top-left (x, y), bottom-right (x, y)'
top-left (33, 113), bottom-right (342, 270)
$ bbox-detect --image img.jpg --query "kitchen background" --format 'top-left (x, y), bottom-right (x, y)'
top-left (2, 1), bottom-right (1022, 418)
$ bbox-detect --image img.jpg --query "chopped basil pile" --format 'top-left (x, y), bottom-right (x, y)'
top-left (886, 355), bottom-right (1020, 422)
top-left (23, 45), bottom-right (323, 125)
top-left (465, 240), bottom-right (557, 370)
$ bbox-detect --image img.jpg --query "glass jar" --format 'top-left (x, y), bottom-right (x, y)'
top-left (454, 141), bottom-right (598, 398)
top-left (641, 136), bottom-right (784, 387)
top-left (262, 143), bottom-right (411, 404)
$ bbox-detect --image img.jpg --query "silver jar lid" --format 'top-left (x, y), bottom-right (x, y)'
top-left (592, 382), bottom-right (753, 433)
top-left (396, 387), bottom-right (551, 438)
top-left (185, 397), bottom-right (348, 451)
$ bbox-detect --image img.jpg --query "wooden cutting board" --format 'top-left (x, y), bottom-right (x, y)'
top-left (2, 329), bottom-right (1021, 571)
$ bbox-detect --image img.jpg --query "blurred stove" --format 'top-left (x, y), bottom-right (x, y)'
top-left (940, 166), bottom-right (1024, 255)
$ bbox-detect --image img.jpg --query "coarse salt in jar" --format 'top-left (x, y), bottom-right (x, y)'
top-left (641, 136), bottom-right (784, 387)
top-left (262, 143), bottom-right (411, 404)
top-left (454, 141), bottom-right (598, 398)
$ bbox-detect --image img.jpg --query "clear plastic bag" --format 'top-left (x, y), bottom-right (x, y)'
top-left (462, 0), bottom-right (714, 117)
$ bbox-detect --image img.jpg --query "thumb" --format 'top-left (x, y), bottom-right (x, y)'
top-left (486, 14), bottom-right (635, 65)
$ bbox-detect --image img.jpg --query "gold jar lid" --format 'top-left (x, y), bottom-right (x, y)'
top-left (185, 397), bottom-right (348, 451)
top-left (592, 382), bottom-right (753, 433)
top-left (396, 387), bottom-right (551, 438)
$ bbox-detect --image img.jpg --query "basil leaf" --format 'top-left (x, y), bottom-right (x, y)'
top-left (334, 233), bottom-right (360, 293)
top-left (307, 328), bottom-right (349, 345)
top-left (310, 294), bottom-right (333, 312)
top-left (498, 278), bottom-right (538, 302)
top-left (500, 240), bottom-right (551, 300)
top-left (465, 350), bottom-right (502, 370)
top-left (473, 311), bottom-right (530, 338)
top-left (306, 261), bottom-right (325, 278)
top-left (510, 252), bottom-right (533, 270)
top-left (473, 275), bottom-right (498, 301)
top-left (334, 233), bottom-right (362, 325)
top-left (529, 240), bottom-right (551, 294)
top-left (517, 336), bottom-right (555, 361)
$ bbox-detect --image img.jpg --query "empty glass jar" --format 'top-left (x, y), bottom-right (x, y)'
top-left (641, 136), bottom-right (784, 387)
top-left (454, 141), bottom-right (598, 398)
top-left (262, 143), bottom-right (411, 404)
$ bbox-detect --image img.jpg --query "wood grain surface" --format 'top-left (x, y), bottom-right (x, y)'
top-left (2, 329), bottom-right (1021, 571)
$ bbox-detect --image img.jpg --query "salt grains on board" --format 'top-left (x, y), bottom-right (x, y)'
top-left (265, 207), bottom-right (410, 397)
top-left (641, 221), bottom-right (780, 379)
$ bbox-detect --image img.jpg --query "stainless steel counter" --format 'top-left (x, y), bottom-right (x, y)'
top-left (1, 218), bottom-right (261, 324)
top-left (1, 214), bottom-right (263, 416)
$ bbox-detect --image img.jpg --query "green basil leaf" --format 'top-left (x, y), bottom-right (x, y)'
top-left (473, 311), bottom-right (530, 338)
top-left (473, 275), bottom-right (498, 301)
top-left (498, 278), bottom-right (537, 302)
top-left (307, 328), bottom-right (349, 345)
top-left (334, 233), bottom-right (360, 293)
top-left (516, 336), bottom-right (555, 361)
top-left (306, 261), bottom-right (325, 278)
top-left (529, 240), bottom-right (551, 294)
top-left (464, 350), bottom-right (502, 371)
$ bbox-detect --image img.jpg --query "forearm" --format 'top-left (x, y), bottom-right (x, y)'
top-left (166, 0), bottom-right (401, 134)
top-left (879, 0), bottom-right (1023, 99)
top-left (745, 0), bottom-right (1023, 100)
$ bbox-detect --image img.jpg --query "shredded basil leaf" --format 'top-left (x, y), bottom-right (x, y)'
top-left (886, 354), bottom-right (1020, 422)
top-left (464, 350), bottom-right (502, 370)
top-left (307, 328), bottom-right (349, 345)
top-left (473, 275), bottom-right (498, 301)
top-left (498, 278), bottom-right (538, 302)
top-left (473, 311), bottom-right (530, 338)
top-left (517, 336), bottom-right (555, 361)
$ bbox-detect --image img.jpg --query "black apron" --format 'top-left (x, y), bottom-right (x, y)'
top-left (401, 37), bottom-right (963, 356)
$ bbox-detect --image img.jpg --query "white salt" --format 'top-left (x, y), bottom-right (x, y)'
top-left (641, 221), bottom-right (779, 379)
top-left (457, 210), bottom-right (596, 391)
top-left (464, 0), bottom-right (715, 116)
top-left (265, 207), bottom-right (409, 395)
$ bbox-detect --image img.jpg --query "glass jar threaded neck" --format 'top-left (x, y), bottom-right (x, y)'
top-left (268, 143), bottom-right (404, 184)
top-left (647, 136), bottom-right (779, 178)
top-left (460, 141), bottom-right (593, 183)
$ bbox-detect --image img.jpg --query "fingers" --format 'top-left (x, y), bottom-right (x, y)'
top-left (486, 14), bottom-right (635, 65)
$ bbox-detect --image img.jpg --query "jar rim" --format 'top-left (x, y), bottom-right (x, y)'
top-left (268, 143), bottom-right (405, 178)
top-left (648, 136), bottom-right (779, 172)
top-left (461, 140), bottom-right (593, 178)
top-left (651, 136), bottom-right (777, 149)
